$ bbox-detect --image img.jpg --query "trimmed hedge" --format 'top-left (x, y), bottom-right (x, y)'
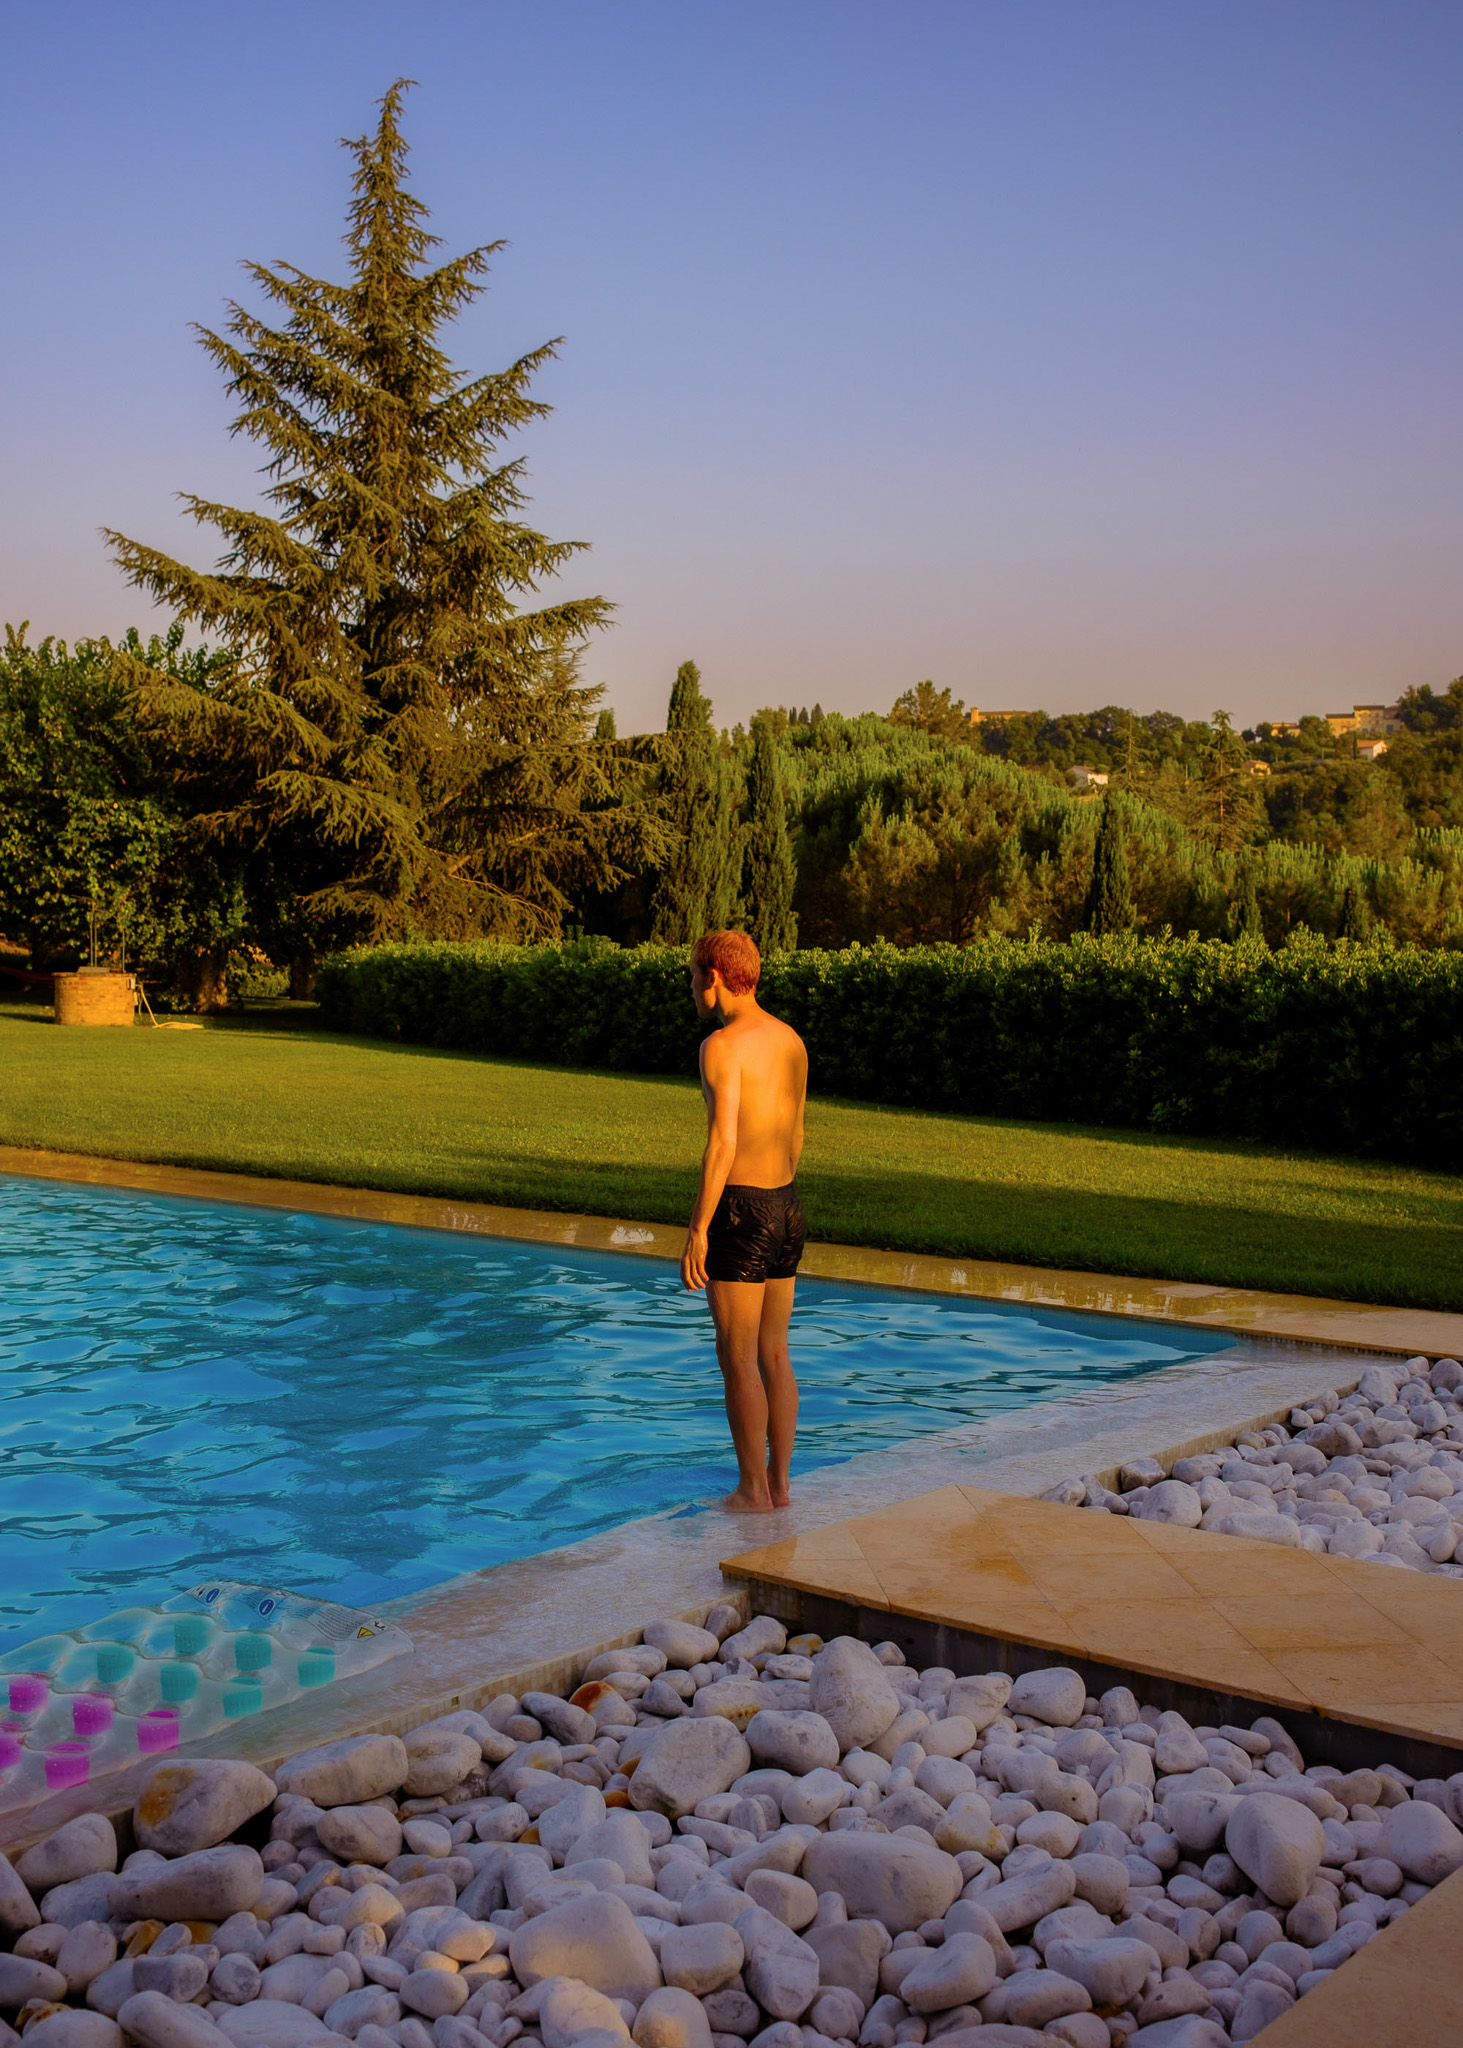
top-left (316, 933), bottom-right (1463, 1166)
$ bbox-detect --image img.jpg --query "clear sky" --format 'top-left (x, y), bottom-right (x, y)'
top-left (3, 1), bottom-right (1460, 734)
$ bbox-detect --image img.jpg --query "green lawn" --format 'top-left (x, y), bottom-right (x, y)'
top-left (3, 998), bottom-right (1461, 1310)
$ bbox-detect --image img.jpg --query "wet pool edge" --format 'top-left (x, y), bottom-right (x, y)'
top-left (0, 1319), bottom-right (1401, 1852)
top-left (4, 1141), bottom-right (1460, 1356)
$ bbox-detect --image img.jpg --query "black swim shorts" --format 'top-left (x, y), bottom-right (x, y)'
top-left (705, 1182), bottom-right (807, 1284)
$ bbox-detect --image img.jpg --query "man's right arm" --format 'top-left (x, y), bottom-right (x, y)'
top-left (681, 1033), bottom-right (741, 1291)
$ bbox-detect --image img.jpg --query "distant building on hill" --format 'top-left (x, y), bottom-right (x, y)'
top-left (1324, 702), bottom-right (1402, 736)
top-left (1263, 702), bottom-right (1402, 743)
top-left (967, 707), bottom-right (1026, 726)
top-left (1356, 737), bottom-right (1389, 760)
top-left (1245, 758), bottom-right (1271, 775)
top-left (1068, 765), bottom-right (1109, 790)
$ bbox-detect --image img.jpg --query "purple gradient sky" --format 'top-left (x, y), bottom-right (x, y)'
top-left (3, 1), bottom-right (1460, 734)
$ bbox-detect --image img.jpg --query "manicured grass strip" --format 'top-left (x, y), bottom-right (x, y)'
top-left (3, 1002), bottom-right (1461, 1310)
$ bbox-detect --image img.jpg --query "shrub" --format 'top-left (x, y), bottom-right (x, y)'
top-left (316, 932), bottom-right (1463, 1166)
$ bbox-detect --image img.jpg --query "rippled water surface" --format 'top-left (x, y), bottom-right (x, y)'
top-left (0, 1174), bottom-right (1231, 1644)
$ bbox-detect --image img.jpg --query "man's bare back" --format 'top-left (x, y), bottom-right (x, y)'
top-left (680, 931), bottom-right (808, 1514)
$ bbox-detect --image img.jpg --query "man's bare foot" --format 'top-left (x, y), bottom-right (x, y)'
top-left (768, 1478), bottom-right (792, 1509)
top-left (722, 1485), bottom-right (775, 1513)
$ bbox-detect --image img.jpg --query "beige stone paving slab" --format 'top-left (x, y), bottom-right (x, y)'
top-left (724, 1484), bottom-right (1463, 1748)
top-left (1249, 1861), bottom-right (1463, 2045)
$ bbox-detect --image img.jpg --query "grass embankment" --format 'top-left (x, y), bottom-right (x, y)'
top-left (2, 999), bottom-right (1460, 1310)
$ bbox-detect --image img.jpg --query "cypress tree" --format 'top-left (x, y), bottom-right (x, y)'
top-left (649, 662), bottom-right (739, 941)
top-left (742, 715), bottom-right (797, 952)
top-left (1082, 793), bottom-right (1137, 935)
top-left (106, 81), bottom-right (655, 952)
top-left (1338, 882), bottom-right (1373, 941)
top-left (1230, 860), bottom-right (1264, 941)
top-left (594, 709), bottom-right (617, 741)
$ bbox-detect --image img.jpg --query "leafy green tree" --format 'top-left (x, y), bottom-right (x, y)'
top-left (0, 625), bottom-right (249, 985)
top-left (1263, 758), bottom-right (1412, 858)
top-left (649, 661), bottom-right (739, 941)
top-left (594, 708), bottom-right (617, 741)
top-left (106, 81), bottom-right (653, 967)
top-left (1395, 677), bottom-right (1463, 735)
top-left (890, 680), bottom-right (971, 741)
top-left (1082, 793), bottom-right (1137, 934)
top-left (741, 715), bottom-right (797, 952)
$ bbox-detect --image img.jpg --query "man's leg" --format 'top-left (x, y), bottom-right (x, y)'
top-left (758, 1278), bottom-right (798, 1509)
top-left (707, 1279), bottom-right (775, 1512)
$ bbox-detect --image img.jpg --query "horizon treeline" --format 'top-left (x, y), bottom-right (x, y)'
top-left (7, 626), bottom-right (1463, 1001)
top-left (3, 84), bottom-right (1462, 1001)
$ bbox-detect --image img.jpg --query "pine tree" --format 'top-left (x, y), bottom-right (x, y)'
top-left (889, 680), bottom-right (970, 740)
top-left (1082, 793), bottom-right (1137, 935)
top-left (742, 715), bottom-right (797, 952)
top-left (594, 708), bottom-right (617, 741)
top-left (649, 661), bottom-right (738, 941)
top-left (106, 82), bottom-right (657, 954)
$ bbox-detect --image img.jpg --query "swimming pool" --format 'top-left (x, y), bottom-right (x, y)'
top-left (0, 1173), bottom-right (1234, 1647)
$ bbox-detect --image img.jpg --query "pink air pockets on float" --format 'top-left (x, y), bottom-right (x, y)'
top-left (44, 1742), bottom-right (91, 1790)
top-left (73, 1695), bottom-right (115, 1737)
top-left (137, 1709), bottom-right (180, 1754)
top-left (0, 1580), bottom-right (411, 1814)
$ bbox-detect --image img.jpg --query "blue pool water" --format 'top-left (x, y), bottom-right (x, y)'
top-left (0, 1174), bottom-right (1234, 1647)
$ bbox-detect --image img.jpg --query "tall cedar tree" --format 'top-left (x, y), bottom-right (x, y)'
top-left (1082, 792), bottom-right (1136, 934)
top-left (649, 661), bottom-right (739, 941)
top-left (742, 715), bottom-right (797, 952)
top-left (107, 83), bottom-right (658, 966)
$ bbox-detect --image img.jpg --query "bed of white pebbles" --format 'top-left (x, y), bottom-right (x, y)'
top-left (1040, 1354), bottom-right (1463, 1574)
top-left (2, 1607), bottom-right (1461, 2048)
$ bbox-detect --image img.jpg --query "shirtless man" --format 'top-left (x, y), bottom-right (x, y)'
top-left (680, 929), bottom-right (809, 1514)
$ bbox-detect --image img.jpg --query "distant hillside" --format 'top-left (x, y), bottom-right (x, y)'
top-left (753, 707), bottom-right (1463, 949)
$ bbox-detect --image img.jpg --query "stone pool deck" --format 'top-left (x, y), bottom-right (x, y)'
top-left (722, 1483), bottom-right (1463, 1767)
top-left (721, 1491), bottom-right (1463, 2048)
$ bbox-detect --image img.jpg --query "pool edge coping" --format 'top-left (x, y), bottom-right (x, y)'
top-left (3, 1141), bottom-right (1460, 1358)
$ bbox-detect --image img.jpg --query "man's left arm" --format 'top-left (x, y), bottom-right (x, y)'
top-left (789, 1041), bottom-right (807, 1178)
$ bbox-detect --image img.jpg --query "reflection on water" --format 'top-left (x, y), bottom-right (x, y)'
top-left (0, 1174), bottom-right (1227, 1643)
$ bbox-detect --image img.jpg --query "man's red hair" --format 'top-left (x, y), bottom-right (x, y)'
top-left (693, 929), bottom-right (761, 995)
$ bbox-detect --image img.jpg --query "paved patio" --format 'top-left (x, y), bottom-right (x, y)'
top-left (724, 1487), bottom-right (1463, 2046)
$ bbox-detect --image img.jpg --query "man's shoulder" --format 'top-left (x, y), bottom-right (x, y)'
top-left (699, 1026), bottom-right (733, 1072)
top-left (768, 1012), bottom-right (807, 1056)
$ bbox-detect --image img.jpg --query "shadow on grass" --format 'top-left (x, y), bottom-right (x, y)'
top-left (157, 1018), bottom-right (1463, 1188)
top-left (791, 1166), bottom-right (1463, 1311)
